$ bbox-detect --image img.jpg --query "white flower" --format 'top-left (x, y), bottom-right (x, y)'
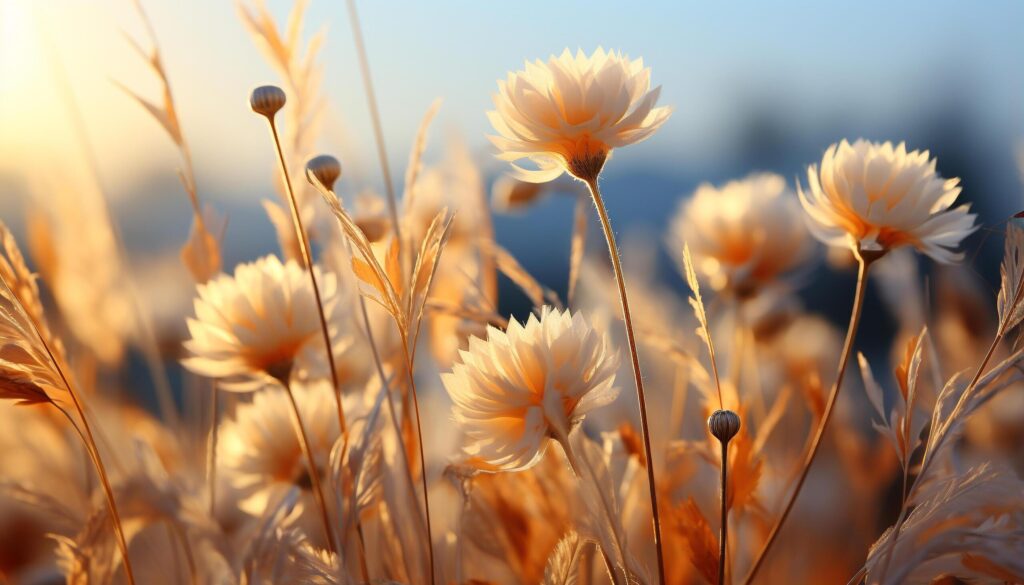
top-left (488, 47), bottom-right (671, 182)
top-left (799, 140), bottom-right (978, 262)
top-left (183, 255), bottom-right (337, 391)
top-left (218, 380), bottom-right (343, 518)
top-left (670, 173), bottom-right (811, 293)
top-left (442, 307), bottom-right (619, 472)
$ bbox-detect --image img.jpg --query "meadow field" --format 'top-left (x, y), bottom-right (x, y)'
top-left (0, 1), bottom-right (1022, 584)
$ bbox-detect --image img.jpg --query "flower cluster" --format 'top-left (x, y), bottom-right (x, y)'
top-left (1, 22), bottom-right (1017, 585)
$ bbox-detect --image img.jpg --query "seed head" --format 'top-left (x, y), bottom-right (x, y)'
top-left (707, 409), bottom-right (741, 443)
top-left (249, 85), bottom-right (286, 118)
top-left (306, 155), bottom-right (342, 191)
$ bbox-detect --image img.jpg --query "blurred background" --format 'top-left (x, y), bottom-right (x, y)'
top-left (1, 0), bottom-right (1023, 389)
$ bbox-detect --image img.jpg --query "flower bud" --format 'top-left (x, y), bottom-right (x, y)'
top-left (249, 85), bottom-right (286, 118)
top-left (306, 155), bottom-right (342, 191)
top-left (707, 409), bottom-right (741, 443)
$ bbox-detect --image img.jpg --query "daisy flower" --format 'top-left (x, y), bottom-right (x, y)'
top-left (218, 380), bottom-right (343, 522)
top-left (488, 47), bottom-right (671, 183)
top-left (182, 255), bottom-right (339, 391)
top-left (670, 173), bottom-right (811, 293)
top-left (442, 307), bottom-right (619, 472)
top-left (799, 139), bottom-right (978, 263)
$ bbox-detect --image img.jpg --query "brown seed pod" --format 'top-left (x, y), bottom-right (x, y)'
top-left (249, 85), bottom-right (287, 118)
top-left (306, 155), bottom-right (342, 191)
top-left (707, 409), bottom-right (741, 443)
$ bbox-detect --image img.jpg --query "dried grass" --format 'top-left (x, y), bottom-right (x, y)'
top-left (0, 10), bottom-right (1021, 585)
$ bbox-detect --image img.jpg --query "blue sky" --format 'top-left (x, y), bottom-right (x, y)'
top-left (1, 0), bottom-right (1021, 210)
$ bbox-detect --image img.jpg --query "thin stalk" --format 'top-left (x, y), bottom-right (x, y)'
top-left (2, 274), bottom-right (138, 585)
top-left (281, 379), bottom-right (339, 555)
top-left (264, 118), bottom-right (348, 437)
top-left (207, 382), bottom-right (219, 518)
top-left (845, 565), bottom-right (867, 585)
top-left (742, 253), bottom-right (875, 585)
top-left (345, 0), bottom-right (403, 251)
top-left (41, 345), bottom-right (137, 585)
top-left (718, 439), bottom-right (730, 585)
top-left (399, 345), bottom-right (437, 585)
top-left (343, 229), bottom-right (422, 580)
top-left (582, 176), bottom-right (666, 585)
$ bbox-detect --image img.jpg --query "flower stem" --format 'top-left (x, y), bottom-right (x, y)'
top-left (4, 273), bottom-right (138, 585)
top-left (583, 176), bottom-right (666, 585)
top-left (742, 252), bottom-right (875, 585)
top-left (400, 345), bottom-right (437, 585)
top-left (264, 118), bottom-right (348, 438)
top-left (37, 341), bottom-right (136, 584)
top-left (323, 187), bottom-right (416, 581)
top-left (281, 379), bottom-right (339, 555)
top-left (718, 438), bottom-right (730, 585)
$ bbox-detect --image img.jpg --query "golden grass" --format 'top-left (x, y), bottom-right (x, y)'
top-left (1, 8), bottom-right (1022, 585)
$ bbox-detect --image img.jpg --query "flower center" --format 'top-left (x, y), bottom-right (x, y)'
top-left (564, 134), bottom-right (609, 181)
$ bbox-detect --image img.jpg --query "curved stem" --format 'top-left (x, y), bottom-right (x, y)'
top-left (8, 284), bottom-right (138, 585)
top-left (742, 254), bottom-right (873, 585)
top-left (58, 376), bottom-right (136, 584)
top-left (718, 439), bottom-right (730, 585)
top-left (400, 344), bottom-right (437, 585)
top-left (583, 176), bottom-right (666, 585)
top-left (265, 118), bottom-right (348, 438)
top-left (281, 379), bottom-right (339, 555)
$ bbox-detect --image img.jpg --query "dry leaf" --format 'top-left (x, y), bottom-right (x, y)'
top-left (997, 223), bottom-right (1024, 333)
top-left (683, 243), bottom-right (722, 405)
top-left (672, 497), bottom-right (719, 584)
top-left (542, 530), bottom-right (587, 585)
